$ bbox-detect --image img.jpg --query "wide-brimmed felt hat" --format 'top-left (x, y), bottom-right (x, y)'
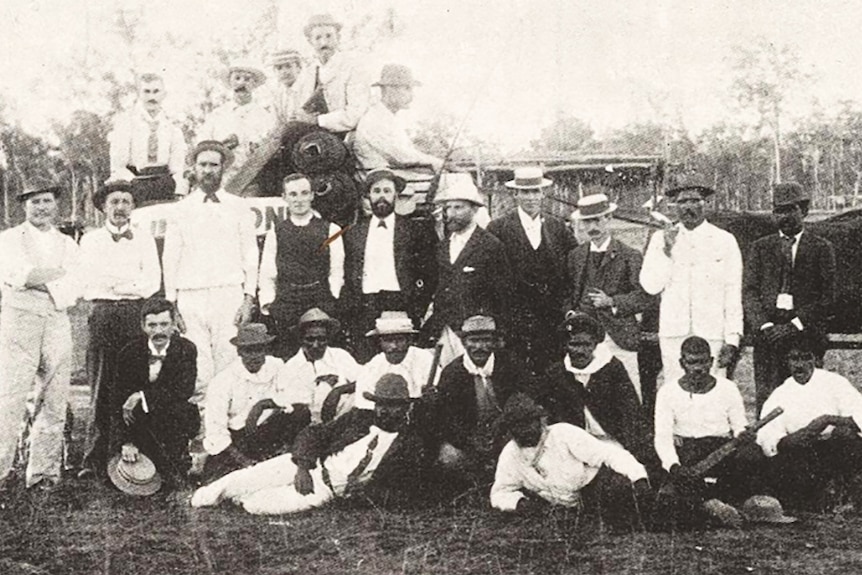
top-left (189, 140), bottom-right (235, 170)
top-left (297, 307), bottom-right (341, 334)
top-left (572, 193), bottom-right (618, 220)
top-left (107, 452), bottom-right (163, 496)
top-left (741, 495), bottom-right (797, 524)
top-left (561, 310), bottom-right (606, 341)
top-left (459, 315), bottom-right (497, 336)
top-left (505, 167), bottom-right (553, 190)
top-left (93, 179), bottom-right (134, 211)
top-left (269, 48), bottom-right (303, 67)
top-left (433, 172), bottom-right (484, 206)
top-left (666, 175), bottom-right (715, 200)
top-left (229, 323), bottom-right (276, 347)
top-left (365, 168), bottom-right (407, 195)
top-left (224, 59), bottom-right (267, 89)
top-left (365, 311), bottom-right (418, 337)
top-left (18, 177), bottom-right (63, 202)
top-left (373, 64), bottom-right (422, 88)
top-left (772, 182), bottom-right (810, 208)
top-left (501, 393), bottom-right (544, 428)
top-left (362, 373), bottom-right (414, 405)
top-left (304, 13), bottom-right (342, 38)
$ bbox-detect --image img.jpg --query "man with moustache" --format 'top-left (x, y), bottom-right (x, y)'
top-left (743, 182), bottom-right (836, 414)
top-left (640, 180), bottom-right (743, 383)
top-left (342, 169), bottom-right (436, 362)
top-left (269, 48), bottom-right (304, 126)
top-left (77, 179), bottom-right (161, 480)
top-left (259, 173), bottom-right (344, 358)
top-left (114, 297), bottom-right (199, 490)
top-left (487, 167), bottom-right (574, 374)
top-left (0, 180), bottom-right (80, 490)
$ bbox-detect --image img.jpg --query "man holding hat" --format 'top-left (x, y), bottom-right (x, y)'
top-left (566, 193), bottom-right (654, 400)
top-left (342, 168), bottom-right (437, 361)
top-left (191, 373), bottom-right (432, 514)
top-left (77, 179), bottom-right (161, 479)
top-left (743, 182), bottom-right (836, 414)
top-left (269, 48), bottom-right (304, 125)
top-left (640, 179), bottom-right (743, 383)
top-left (0, 180), bottom-right (80, 489)
top-left (487, 167), bottom-right (574, 374)
top-left (353, 64), bottom-right (444, 173)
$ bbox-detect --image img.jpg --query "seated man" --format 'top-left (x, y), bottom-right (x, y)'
top-left (758, 335), bottom-right (862, 510)
top-left (434, 315), bottom-right (531, 478)
top-left (540, 312), bottom-right (660, 478)
top-left (114, 298), bottom-right (199, 490)
top-left (202, 323), bottom-right (310, 482)
top-left (491, 393), bottom-right (652, 526)
top-left (191, 373), bottom-right (430, 514)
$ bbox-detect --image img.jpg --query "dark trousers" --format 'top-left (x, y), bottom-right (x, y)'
top-left (345, 290), bottom-right (409, 363)
top-left (509, 291), bottom-right (563, 375)
top-left (580, 466), bottom-right (644, 529)
top-left (676, 436), bottom-right (768, 505)
top-left (82, 299), bottom-right (145, 476)
top-left (124, 403), bottom-right (200, 489)
top-left (754, 328), bottom-right (826, 415)
top-left (271, 283), bottom-right (335, 359)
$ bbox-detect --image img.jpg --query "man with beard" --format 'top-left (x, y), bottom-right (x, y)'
top-left (191, 373), bottom-right (431, 514)
top-left (77, 179), bottom-right (161, 480)
top-left (342, 169), bottom-right (436, 361)
top-left (566, 194), bottom-right (654, 401)
top-left (259, 173), bottom-right (344, 358)
top-left (269, 48), bottom-right (304, 126)
top-left (487, 167), bottom-right (574, 374)
top-left (114, 297), bottom-right (199, 490)
top-left (0, 180), bottom-right (80, 490)
top-left (743, 183), bottom-right (836, 414)
top-left (640, 181), bottom-right (743, 383)
top-left (162, 140), bottom-right (258, 468)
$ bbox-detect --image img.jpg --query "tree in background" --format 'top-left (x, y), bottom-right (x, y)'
top-left (530, 113), bottom-right (595, 152)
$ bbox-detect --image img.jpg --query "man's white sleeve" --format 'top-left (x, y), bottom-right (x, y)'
top-left (653, 386), bottom-right (679, 471)
top-left (258, 228), bottom-right (277, 311)
top-left (490, 443), bottom-right (526, 511)
top-left (328, 223), bottom-right (344, 299)
top-left (723, 234), bottom-right (743, 347)
top-left (565, 425), bottom-right (647, 482)
top-left (203, 371), bottom-right (233, 456)
top-left (639, 230), bottom-right (672, 296)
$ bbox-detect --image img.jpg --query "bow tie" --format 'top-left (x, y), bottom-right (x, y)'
top-left (148, 353), bottom-right (166, 365)
top-left (111, 230), bottom-right (134, 242)
top-left (203, 192), bottom-right (220, 203)
top-left (377, 219), bottom-right (387, 229)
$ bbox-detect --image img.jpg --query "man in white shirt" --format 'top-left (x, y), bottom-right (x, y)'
top-left (78, 179), bottom-right (161, 480)
top-left (259, 173), bottom-right (344, 358)
top-left (640, 182), bottom-right (743, 383)
top-left (270, 49), bottom-right (304, 126)
top-left (0, 181), bottom-right (80, 490)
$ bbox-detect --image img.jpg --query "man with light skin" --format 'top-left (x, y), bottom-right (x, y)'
top-left (259, 173), bottom-right (344, 358)
top-left (0, 181), bottom-right (80, 490)
top-left (270, 49), bottom-right (304, 125)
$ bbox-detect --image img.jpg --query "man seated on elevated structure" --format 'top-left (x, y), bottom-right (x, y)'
top-left (269, 48), bottom-right (304, 126)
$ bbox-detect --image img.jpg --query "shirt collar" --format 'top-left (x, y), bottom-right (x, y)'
top-left (517, 206), bottom-right (541, 226)
top-left (25, 221), bottom-right (55, 235)
top-left (563, 344), bottom-right (612, 376)
top-left (779, 230), bottom-right (803, 243)
top-left (290, 212), bottom-right (315, 226)
top-left (105, 221), bottom-right (131, 235)
top-left (135, 102), bottom-right (165, 124)
top-left (376, 213), bottom-right (396, 227)
top-left (463, 352), bottom-right (495, 378)
top-left (451, 222), bottom-right (478, 242)
top-left (148, 338), bottom-right (170, 357)
top-left (590, 236), bottom-right (612, 253)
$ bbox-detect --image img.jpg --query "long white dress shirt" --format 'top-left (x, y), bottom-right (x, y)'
top-left (757, 369), bottom-right (862, 457)
top-left (352, 102), bottom-right (441, 170)
top-left (490, 423), bottom-right (648, 511)
top-left (654, 376), bottom-right (748, 470)
top-left (161, 188), bottom-right (259, 301)
top-left (199, 98), bottom-right (276, 171)
top-left (640, 221), bottom-right (743, 346)
top-left (79, 222), bottom-right (161, 301)
top-left (275, 346), bottom-right (361, 423)
top-left (108, 102), bottom-right (187, 177)
top-left (362, 213), bottom-right (400, 293)
top-left (517, 207), bottom-right (543, 250)
top-left (298, 51), bottom-right (371, 134)
top-left (353, 346), bottom-right (434, 410)
top-left (204, 356), bottom-right (285, 455)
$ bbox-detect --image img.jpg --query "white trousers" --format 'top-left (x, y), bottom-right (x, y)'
top-left (0, 306), bottom-right (71, 486)
top-left (659, 335), bottom-right (727, 386)
top-left (603, 335), bottom-right (642, 402)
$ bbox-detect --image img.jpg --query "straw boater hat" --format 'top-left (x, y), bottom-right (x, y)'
top-left (296, 307), bottom-right (341, 335)
top-left (229, 323), bottom-right (276, 347)
top-left (362, 373), bottom-right (415, 405)
top-left (365, 311), bottom-right (418, 337)
top-left (189, 140), bottom-right (235, 170)
top-left (433, 173), bottom-right (485, 206)
top-left (18, 177), bottom-right (62, 202)
top-left (93, 179), bottom-right (134, 212)
top-left (772, 182), bottom-right (810, 208)
top-left (459, 315), bottom-right (497, 336)
top-left (505, 167), bottom-right (553, 190)
top-left (365, 168), bottom-right (406, 195)
top-left (741, 495), bottom-right (797, 524)
top-left (304, 13), bottom-right (342, 38)
top-left (269, 48), bottom-right (302, 67)
top-left (373, 64), bottom-right (422, 88)
top-left (224, 59), bottom-right (267, 89)
top-left (560, 310), bottom-right (606, 341)
top-left (572, 193), bottom-right (618, 220)
top-left (107, 452), bottom-right (163, 496)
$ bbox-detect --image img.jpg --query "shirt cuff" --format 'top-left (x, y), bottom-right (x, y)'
top-left (791, 317), bottom-right (804, 330)
top-left (760, 322), bottom-right (774, 331)
top-left (140, 391), bottom-right (149, 414)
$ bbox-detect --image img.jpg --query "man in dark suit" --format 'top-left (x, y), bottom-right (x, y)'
top-left (743, 182), bottom-right (836, 414)
top-left (487, 167), bottom-right (575, 374)
top-left (342, 169), bottom-right (436, 361)
top-left (566, 194), bottom-right (655, 403)
top-left (114, 297), bottom-right (200, 489)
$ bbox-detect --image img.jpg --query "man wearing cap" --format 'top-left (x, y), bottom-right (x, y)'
top-left (259, 173), bottom-right (344, 358)
top-left (191, 373), bottom-right (432, 514)
top-left (430, 173), bottom-right (512, 367)
top-left (114, 297), bottom-right (199, 490)
top-left (294, 13), bottom-right (371, 135)
top-left (743, 182), bottom-right (836, 414)
top-left (0, 181), bottom-right (80, 489)
top-left (640, 181), bottom-right (743, 383)
top-left (566, 193), bottom-right (654, 400)
top-left (487, 167), bottom-right (574, 374)
top-left (352, 64), bottom-right (444, 174)
top-left (162, 141), bottom-right (258, 439)
top-left (77, 179), bottom-right (161, 479)
top-left (274, 308), bottom-right (360, 425)
top-left (109, 72), bottom-right (189, 196)
top-left (342, 169), bottom-right (437, 362)
top-left (269, 49), bottom-right (304, 125)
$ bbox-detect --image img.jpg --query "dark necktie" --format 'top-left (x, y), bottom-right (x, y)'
top-left (111, 229), bottom-right (134, 242)
top-left (203, 192), bottom-right (220, 203)
top-left (377, 219), bottom-right (387, 229)
top-left (147, 121), bottom-right (159, 164)
top-left (779, 235), bottom-right (795, 293)
top-left (343, 434), bottom-right (379, 497)
top-left (148, 354), bottom-right (165, 365)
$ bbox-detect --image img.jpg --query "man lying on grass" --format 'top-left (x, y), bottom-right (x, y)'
top-left (191, 373), bottom-right (431, 514)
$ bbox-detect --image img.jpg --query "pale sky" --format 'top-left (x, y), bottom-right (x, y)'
top-left (2, 0), bottom-right (862, 152)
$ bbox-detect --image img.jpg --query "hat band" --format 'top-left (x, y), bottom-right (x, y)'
top-left (578, 201), bottom-right (611, 217)
top-left (117, 465), bottom-right (156, 486)
top-left (514, 176), bottom-right (548, 187)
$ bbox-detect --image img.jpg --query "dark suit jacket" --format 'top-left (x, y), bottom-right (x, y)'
top-left (342, 214), bottom-right (437, 319)
top-left (565, 238), bottom-right (655, 351)
top-left (430, 226), bottom-right (513, 334)
top-left (742, 231), bottom-right (836, 335)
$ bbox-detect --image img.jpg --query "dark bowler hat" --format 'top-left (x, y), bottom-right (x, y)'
top-left (772, 182), bottom-right (810, 207)
top-left (501, 393), bottom-right (544, 428)
top-left (365, 168), bottom-right (406, 194)
top-left (304, 13), bottom-right (342, 38)
top-left (229, 323), bottom-right (276, 347)
top-left (373, 64), bottom-right (422, 88)
top-left (666, 175), bottom-right (715, 200)
top-left (93, 180), bottom-right (133, 211)
top-left (18, 177), bottom-right (62, 202)
top-left (362, 373), bottom-right (415, 405)
top-left (189, 140), bottom-right (235, 170)
top-left (560, 310), bottom-right (606, 341)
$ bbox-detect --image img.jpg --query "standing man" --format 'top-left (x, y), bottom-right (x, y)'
top-left (162, 140), bottom-right (258, 436)
top-left (640, 181), bottom-right (743, 383)
top-left (259, 173), bottom-right (344, 358)
top-left (743, 182), bottom-right (836, 414)
top-left (0, 181), bottom-right (80, 490)
top-left (269, 49), bottom-right (304, 126)
top-left (566, 193), bottom-right (654, 400)
top-left (342, 169), bottom-right (436, 361)
top-left (109, 72), bottom-right (188, 197)
top-left (77, 179), bottom-right (161, 479)
top-left (487, 167), bottom-right (574, 374)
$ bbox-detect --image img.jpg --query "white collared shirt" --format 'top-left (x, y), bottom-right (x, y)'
top-left (297, 51), bottom-right (371, 133)
top-left (352, 101), bottom-right (441, 170)
top-left (590, 236), bottom-right (612, 253)
top-left (449, 222), bottom-right (478, 264)
top-left (275, 346), bottom-right (361, 423)
top-left (353, 346), bottom-right (434, 410)
top-left (780, 230), bottom-right (803, 265)
top-left (108, 102), bottom-right (188, 176)
top-left (146, 339), bottom-right (171, 387)
top-left (362, 213), bottom-right (400, 294)
top-left (79, 221), bottom-right (161, 301)
top-left (324, 425), bottom-right (398, 495)
top-left (199, 98), bottom-right (277, 169)
top-left (517, 207), bottom-right (543, 250)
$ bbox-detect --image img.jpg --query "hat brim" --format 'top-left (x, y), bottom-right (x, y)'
top-left (365, 172), bottom-right (407, 194)
top-left (225, 67), bottom-right (266, 89)
top-left (361, 391), bottom-right (416, 404)
top-left (666, 185), bottom-right (715, 199)
top-left (18, 186), bottom-right (62, 202)
top-left (298, 317), bottom-right (342, 334)
top-left (190, 142), bottom-right (236, 170)
top-left (573, 203), bottom-right (618, 220)
top-left (304, 22), bottom-right (343, 38)
top-left (372, 80), bottom-right (423, 88)
top-left (504, 178), bottom-right (553, 190)
top-left (107, 453), bottom-right (163, 496)
top-left (229, 335), bottom-right (276, 347)
top-left (365, 328), bottom-right (419, 338)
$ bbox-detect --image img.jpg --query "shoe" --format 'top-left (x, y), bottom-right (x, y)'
top-left (28, 478), bottom-right (59, 493)
top-left (702, 498), bottom-right (743, 528)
